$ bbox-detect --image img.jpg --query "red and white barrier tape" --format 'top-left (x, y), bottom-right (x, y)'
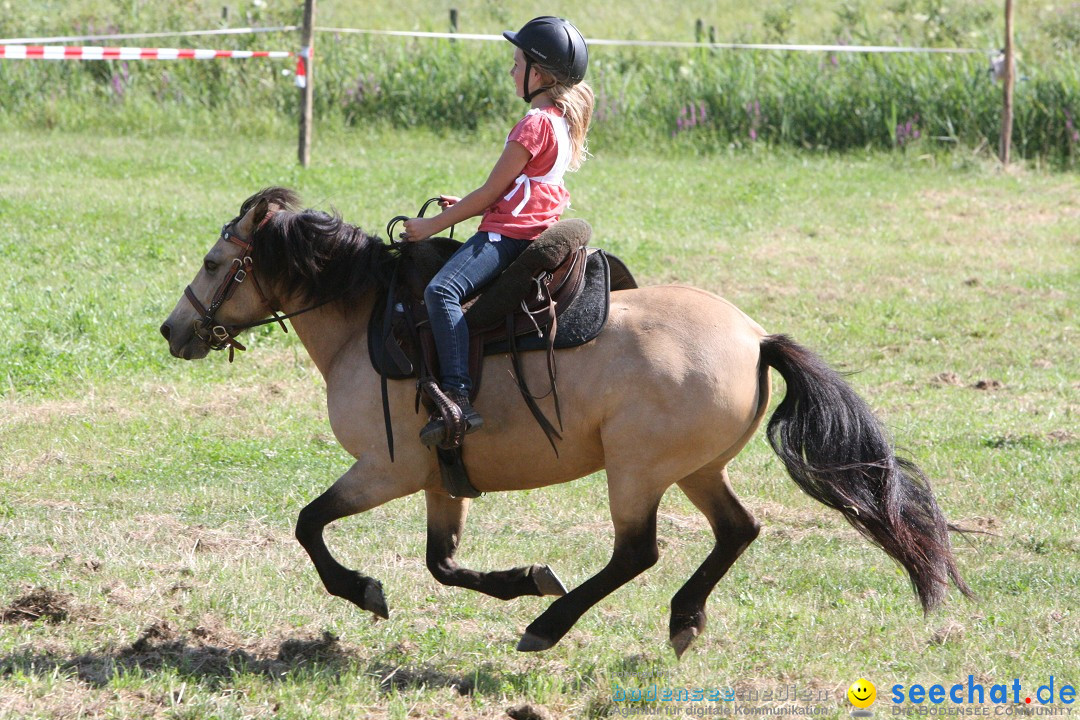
top-left (295, 46), bottom-right (309, 88)
top-left (0, 26), bottom-right (298, 45)
top-left (0, 45), bottom-right (292, 60)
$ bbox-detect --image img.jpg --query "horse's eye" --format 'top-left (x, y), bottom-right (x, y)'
top-left (204, 259), bottom-right (219, 274)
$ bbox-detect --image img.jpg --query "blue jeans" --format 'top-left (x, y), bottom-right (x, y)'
top-left (425, 231), bottom-right (530, 395)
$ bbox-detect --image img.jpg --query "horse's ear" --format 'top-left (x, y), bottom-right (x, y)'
top-left (253, 198), bottom-right (272, 228)
top-left (236, 198), bottom-right (271, 237)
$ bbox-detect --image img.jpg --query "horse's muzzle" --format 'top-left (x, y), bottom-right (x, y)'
top-left (160, 320), bottom-right (210, 360)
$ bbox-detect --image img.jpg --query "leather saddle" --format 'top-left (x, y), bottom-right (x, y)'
top-left (370, 219), bottom-right (637, 497)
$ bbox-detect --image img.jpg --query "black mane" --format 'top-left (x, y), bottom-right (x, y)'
top-left (241, 188), bottom-right (396, 308)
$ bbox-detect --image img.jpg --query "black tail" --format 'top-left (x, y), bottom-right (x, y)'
top-left (759, 334), bottom-right (972, 611)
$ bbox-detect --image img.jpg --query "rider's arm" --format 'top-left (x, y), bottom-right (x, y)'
top-left (402, 141), bottom-right (530, 241)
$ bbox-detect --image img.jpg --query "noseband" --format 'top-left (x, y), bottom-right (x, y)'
top-left (183, 216), bottom-right (305, 362)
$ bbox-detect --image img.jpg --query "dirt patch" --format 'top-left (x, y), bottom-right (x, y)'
top-left (128, 619), bottom-right (181, 651)
top-left (507, 704), bottom-right (552, 720)
top-left (753, 501), bottom-right (844, 541)
top-left (958, 516), bottom-right (1001, 533)
top-left (2, 587), bottom-right (76, 624)
top-left (53, 616), bottom-right (359, 688)
top-left (1047, 430), bottom-right (1077, 444)
top-left (929, 620), bottom-right (966, 646)
top-left (374, 662), bottom-right (474, 696)
top-left (918, 186), bottom-right (1080, 236)
top-left (126, 515), bottom-right (284, 558)
top-left (277, 630), bottom-right (343, 664)
top-left (0, 398), bottom-right (137, 428)
top-left (930, 372), bottom-right (964, 387)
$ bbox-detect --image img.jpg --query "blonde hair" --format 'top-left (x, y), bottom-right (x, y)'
top-left (543, 77), bottom-right (594, 171)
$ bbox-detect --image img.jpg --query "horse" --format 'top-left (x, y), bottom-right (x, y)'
top-left (160, 188), bottom-right (972, 657)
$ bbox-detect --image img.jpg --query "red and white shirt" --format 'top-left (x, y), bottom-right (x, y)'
top-left (478, 107), bottom-right (572, 241)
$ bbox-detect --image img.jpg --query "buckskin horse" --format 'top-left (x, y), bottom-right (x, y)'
top-left (160, 188), bottom-right (971, 657)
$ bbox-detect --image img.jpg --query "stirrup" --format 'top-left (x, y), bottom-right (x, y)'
top-left (419, 384), bottom-right (483, 448)
top-left (420, 398), bottom-right (484, 448)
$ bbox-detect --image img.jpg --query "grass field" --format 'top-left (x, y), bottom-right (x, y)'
top-left (0, 125), bottom-right (1077, 719)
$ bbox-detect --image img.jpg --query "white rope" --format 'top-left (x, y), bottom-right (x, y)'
top-left (0, 24), bottom-right (994, 56)
top-left (315, 26), bottom-right (993, 55)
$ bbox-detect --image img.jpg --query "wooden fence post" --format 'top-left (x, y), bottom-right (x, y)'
top-left (999, 0), bottom-right (1015, 165)
top-left (298, 0), bottom-right (317, 167)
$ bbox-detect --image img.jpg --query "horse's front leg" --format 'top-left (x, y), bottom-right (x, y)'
top-left (426, 491), bottom-right (567, 600)
top-left (295, 458), bottom-right (423, 618)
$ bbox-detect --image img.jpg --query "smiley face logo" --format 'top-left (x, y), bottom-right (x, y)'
top-left (848, 678), bottom-right (877, 709)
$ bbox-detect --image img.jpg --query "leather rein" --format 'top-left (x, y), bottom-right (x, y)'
top-left (183, 217), bottom-right (330, 362)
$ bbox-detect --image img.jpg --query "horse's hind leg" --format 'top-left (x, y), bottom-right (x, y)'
top-left (425, 491), bottom-right (567, 599)
top-left (669, 464), bottom-right (760, 658)
top-left (517, 475), bottom-right (664, 652)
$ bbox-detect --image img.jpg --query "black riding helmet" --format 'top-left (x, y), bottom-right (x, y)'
top-left (503, 16), bottom-right (588, 102)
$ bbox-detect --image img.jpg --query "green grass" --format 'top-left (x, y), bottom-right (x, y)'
top-left (0, 126), bottom-right (1077, 719)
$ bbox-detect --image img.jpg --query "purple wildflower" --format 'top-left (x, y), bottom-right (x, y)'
top-left (343, 72), bottom-right (382, 107)
top-left (745, 100), bottom-right (763, 142)
top-left (673, 99), bottom-right (711, 136)
top-left (896, 115), bottom-right (922, 146)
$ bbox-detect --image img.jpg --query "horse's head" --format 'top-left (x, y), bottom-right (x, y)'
top-left (160, 191), bottom-right (289, 360)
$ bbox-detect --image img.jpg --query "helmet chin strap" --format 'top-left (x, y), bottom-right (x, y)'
top-left (521, 56), bottom-right (554, 103)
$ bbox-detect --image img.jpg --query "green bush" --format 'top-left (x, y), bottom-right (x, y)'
top-left (1, 9), bottom-right (1079, 163)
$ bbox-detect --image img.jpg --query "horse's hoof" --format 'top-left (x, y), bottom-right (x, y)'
top-left (532, 565), bottom-right (568, 596)
top-left (516, 631), bottom-right (554, 652)
top-left (364, 581), bottom-right (390, 619)
top-left (669, 626), bottom-right (699, 659)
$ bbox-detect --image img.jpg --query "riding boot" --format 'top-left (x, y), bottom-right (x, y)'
top-left (420, 392), bottom-right (484, 448)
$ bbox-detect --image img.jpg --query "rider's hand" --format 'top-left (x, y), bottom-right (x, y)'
top-left (438, 195), bottom-right (460, 209)
top-left (401, 216), bottom-right (439, 242)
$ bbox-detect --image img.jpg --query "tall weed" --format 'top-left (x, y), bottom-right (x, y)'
top-left (1, 4), bottom-right (1079, 163)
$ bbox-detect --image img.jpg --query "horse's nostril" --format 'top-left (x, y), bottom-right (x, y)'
top-left (160, 323), bottom-right (171, 341)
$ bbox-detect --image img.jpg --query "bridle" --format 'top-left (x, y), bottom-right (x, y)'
top-left (182, 215), bottom-right (323, 362)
